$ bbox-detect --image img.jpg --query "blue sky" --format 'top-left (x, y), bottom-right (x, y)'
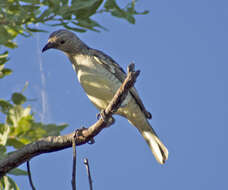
top-left (1, 0), bottom-right (227, 189)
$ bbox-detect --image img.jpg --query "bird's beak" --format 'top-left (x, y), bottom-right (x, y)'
top-left (42, 42), bottom-right (57, 53)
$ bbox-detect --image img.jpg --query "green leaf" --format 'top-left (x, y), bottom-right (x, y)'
top-left (0, 51), bottom-right (8, 60)
top-left (0, 145), bottom-right (7, 156)
top-left (71, 0), bottom-right (102, 10)
top-left (11, 93), bottom-right (27, 105)
top-left (0, 68), bottom-right (12, 79)
top-left (76, 18), bottom-right (106, 31)
top-left (0, 99), bottom-right (13, 114)
top-left (0, 176), bottom-right (20, 190)
top-left (8, 168), bottom-right (28, 176)
top-left (137, 10), bottom-right (149, 15)
top-left (7, 138), bottom-right (26, 149)
top-left (0, 124), bottom-right (10, 146)
top-left (37, 9), bottom-right (53, 21)
top-left (71, 0), bottom-right (103, 18)
top-left (103, 0), bottom-right (146, 24)
top-left (7, 105), bottom-right (31, 127)
top-left (0, 51), bottom-right (11, 78)
top-left (60, 22), bottom-right (87, 33)
top-left (9, 114), bottom-right (33, 136)
top-left (0, 0), bottom-right (148, 54)
top-left (7, 176), bottom-right (20, 190)
top-left (25, 26), bottom-right (47, 33)
top-left (40, 123), bottom-right (68, 136)
top-left (5, 41), bottom-right (18, 49)
top-left (0, 27), bottom-right (13, 45)
top-left (21, 81), bottom-right (29, 93)
top-left (20, 0), bottom-right (40, 4)
top-left (7, 111), bottom-right (67, 143)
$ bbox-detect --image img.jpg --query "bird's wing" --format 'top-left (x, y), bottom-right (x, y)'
top-left (90, 49), bottom-right (152, 119)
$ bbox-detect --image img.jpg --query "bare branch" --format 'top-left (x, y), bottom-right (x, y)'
top-left (71, 132), bottom-right (77, 190)
top-left (84, 158), bottom-right (93, 190)
top-left (27, 161), bottom-right (36, 190)
top-left (0, 64), bottom-right (140, 178)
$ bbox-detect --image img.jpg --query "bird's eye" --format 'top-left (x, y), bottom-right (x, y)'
top-left (60, 40), bottom-right (65, 44)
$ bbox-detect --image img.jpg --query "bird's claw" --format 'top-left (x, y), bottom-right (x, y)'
top-left (97, 110), bottom-right (115, 127)
top-left (88, 138), bottom-right (95, 144)
top-left (74, 128), bottom-right (83, 138)
top-left (97, 110), bottom-right (108, 122)
top-left (77, 127), bottom-right (95, 145)
top-left (107, 116), bottom-right (115, 127)
top-left (127, 63), bottom-right (135, 73)
top-left (96, 113), bottom-right (101, 120)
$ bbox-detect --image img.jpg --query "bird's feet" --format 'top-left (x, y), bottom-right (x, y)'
top-left (97, 110), bottom-right (115, 127)
top-left (88, 138), bottom-right (95, 144)
top-left (76, 127), bottom-right (95, 145)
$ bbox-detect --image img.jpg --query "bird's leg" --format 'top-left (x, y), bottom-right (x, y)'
top-left (127, 63), bottom-right (135, 73)
top-left (83, 126), bottom-right (95, 144)
top-left (74, 127), bottom-right (85, 137)
top-left (76, 127), bottom-right (95, 144)
top-left (96, 110), bottom-right (108, 122)
top-left (106, 116), bottom-right (115, 127)
top-left (88, 138), bottom-right (95, 144)
top-left (96, 113), bottom-right (101, 120)
top-left (97, 110), bottom-right (115, 127)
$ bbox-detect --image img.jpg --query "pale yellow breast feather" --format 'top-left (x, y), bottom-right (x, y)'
top-left (72, 54), bottom-right (126, 110)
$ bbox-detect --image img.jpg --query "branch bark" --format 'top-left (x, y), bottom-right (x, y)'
top-left (0, 64), bottom-right (140, 178)
top-left (71, 132), bottom-right (77, 190)
top-left (84, 158), bottom-right (93, 190)
top-left (27, 161), bottom-right (36, 190)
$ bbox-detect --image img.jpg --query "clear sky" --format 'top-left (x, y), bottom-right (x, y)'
top-left (1, 0), bottom-right (227, 189)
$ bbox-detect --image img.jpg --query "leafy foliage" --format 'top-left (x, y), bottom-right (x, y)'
top-left (0, 91), bottom-right (68, 180)
top-left (0, 52), bottom-right (12, 79)
top-left (104, 0), bottom-right (149, 24)
top-left (0, 92), bottom-right (68, 149)
top-left (8, 168), bottom-right (28, 176)
top-left (0, 0), bottom-right (148, 48)
top-left (0, 175), bottom-right (20, 190)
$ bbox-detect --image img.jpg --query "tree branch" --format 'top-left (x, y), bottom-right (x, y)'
top-left (84, 158), bottom-right (93, 190)
top-left (27, 161), bottom-right (36, 190)
top-left (0, 64), bottom-right (140, 178)
top-left (71, 132), bottom-right (77, 190)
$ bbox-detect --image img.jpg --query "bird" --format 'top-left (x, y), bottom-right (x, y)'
top-left (42, 29), bottom-right (168, 164)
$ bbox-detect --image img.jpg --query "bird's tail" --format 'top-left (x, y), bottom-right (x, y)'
top-left (128, 117), bottom-right (168, 164)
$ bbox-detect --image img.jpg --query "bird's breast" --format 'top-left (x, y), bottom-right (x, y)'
top-left (71, 54), bottom-right (126, 110)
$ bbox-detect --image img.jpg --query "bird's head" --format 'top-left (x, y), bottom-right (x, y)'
top-left (42, 29), bottom-right (87, 54)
